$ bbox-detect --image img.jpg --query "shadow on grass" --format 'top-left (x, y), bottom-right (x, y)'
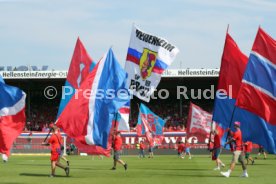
top-left (143, 173), bottom-right (219, 178)
top-left (20, 173), bottom-right (69, 178)
top-left (2, 183), bottom-right (27, 184)
top-left (137, 168), bottom-right (210, 171)
top-left (73, 167), bottom-right (109, 171)
top-left (16, 164), bottom-right (48, 167)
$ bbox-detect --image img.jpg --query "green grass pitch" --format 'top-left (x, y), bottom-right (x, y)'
top-left (0, 154), bottom-right (275, 184)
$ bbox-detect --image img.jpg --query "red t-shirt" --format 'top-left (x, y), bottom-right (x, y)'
top-left (214, 134), bottom-right (221, 148)
top-left (232, 129), bottom-right (243, 151)
top-left (114, 135), bottom-right (122, 151)
top-left (244, 141), bottom-right (252, 153)
top-left (48, 133), bottom-right (62, 152)
top-left (208, 142), bottom-right (214, 150)
top-left (140, 143), bottom-right (145, 150)
top-left (178, 143), bottom-right (185, 152)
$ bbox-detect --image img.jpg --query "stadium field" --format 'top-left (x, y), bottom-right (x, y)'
top-left (0, 155), bottom-right (275, 184)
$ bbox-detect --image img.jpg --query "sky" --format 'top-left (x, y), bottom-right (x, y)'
top-left (0, 0), bottom-right (276, 70)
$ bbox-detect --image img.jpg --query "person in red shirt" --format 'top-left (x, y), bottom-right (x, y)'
top-left (111, 132), bottom-right (127, 170)
top-left (42, 125), bottom-right (69, 177)
top-left (221, 121), bottom-right (248, 178)
top-left (139, 141), bottom-right (145, 158)
top-left (211, 129), bottom-right (225, 170)
top-left (177, 141), bottom-right (185, 159)
top-left (244, 141), bottom-right (255, 165)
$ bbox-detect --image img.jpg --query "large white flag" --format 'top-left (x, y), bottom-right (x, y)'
top-left (125, 25), bottom-right (179, 102)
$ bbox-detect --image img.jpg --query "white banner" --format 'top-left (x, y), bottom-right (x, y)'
top-left (187, 103), bottom-right (213, 142)
top-left (125, 25), bottom-right (179, 102)
top-left (0, 69), bottom-right (219, 79)
top-left (0, 71), bottom-right (68, 79)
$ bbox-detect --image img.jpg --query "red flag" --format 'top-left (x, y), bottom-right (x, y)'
top-left (0, 81), bottom-right (26, 157)
top-left (0, 109), bottom-right (25, 157)
top-left (236, 28), bottom-right (276, 124)
top-left (217, 33), bottom-right (248, 98)
top-left (56, 49), bottom-right (129, 149)
top-left (67, 37), bottom-right (93, 89)
top-left (73, 119), bottom-right (124, 157)
top-left (74, 142), bottom-right (111, 157)
top-left (140, 116), bottom-right (164, 146)
top-left (187, 103), bottom-right (212, 142)
top-left (57, 38), bottom-right (111, 156)
top-left (141, 116), bottom-right (154, 146)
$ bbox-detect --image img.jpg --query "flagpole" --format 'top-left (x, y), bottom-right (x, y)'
top-left (112, 112), bottom-right (119, 150)
top-left (137, 103), bottom-right (140, 114)
top-left (43, 119), bottom-right (58, 142)
top-left (210, 24), bottom-right (231, 149)
top-left (137, 103), bottom-right (151, 145)
top-left (224, 106), bottom-right (237, 147)
top-left (114, 112), bottom-right (118, 132)
top-left (43, 128), bottom-right (53, 143)
top-left (208, 121), bottom-right (213, 150)
top-left (137, 103), bottom-right (141, 130)
top-left (226, 24), bottom-right (229, 33)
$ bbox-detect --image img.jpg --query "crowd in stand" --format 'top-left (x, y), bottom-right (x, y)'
top-left (24, 99), bottom-right (213, 132)
top-left (25, 103), bottom-right (58, 132)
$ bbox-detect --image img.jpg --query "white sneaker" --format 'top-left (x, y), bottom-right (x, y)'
top-left (221, 171), bottom-right (230, 178)
top-left (213, 167), bottom-right (220, 171)
top-left (189, 157), bottom-right (192, 159)
top-left (241, 173), bottom-right (249, 178)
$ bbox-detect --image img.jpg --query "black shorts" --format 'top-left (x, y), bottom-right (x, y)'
top-left (113, 150), bottom-right (121, 160)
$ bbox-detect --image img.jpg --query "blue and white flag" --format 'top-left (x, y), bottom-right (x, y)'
top-left (137, 103), bottom-right (165, 145)
top-left (0, 75), bottom-right (26, 156)
top-left (117, 101), bottom-right (130, 131)
top-left (56, 48), bottom-right (129, 148)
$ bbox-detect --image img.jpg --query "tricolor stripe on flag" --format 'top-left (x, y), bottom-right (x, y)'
top-left (0, 75), bottom-right (26, 156)
top-left (236, 28), bottom-right (276, 124)
top-left (56, 38), bottom-right (112, 156)
top-left (126, 48), bottom-right (168, 74)
top-left (125, 25), bottom-right (179, 102)
top-left (56, 48), bottom-right (129, 148)
top-left (117, 101), bottom-right (130, 131)
top-left (213, 31), bottom-right (276, 153)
